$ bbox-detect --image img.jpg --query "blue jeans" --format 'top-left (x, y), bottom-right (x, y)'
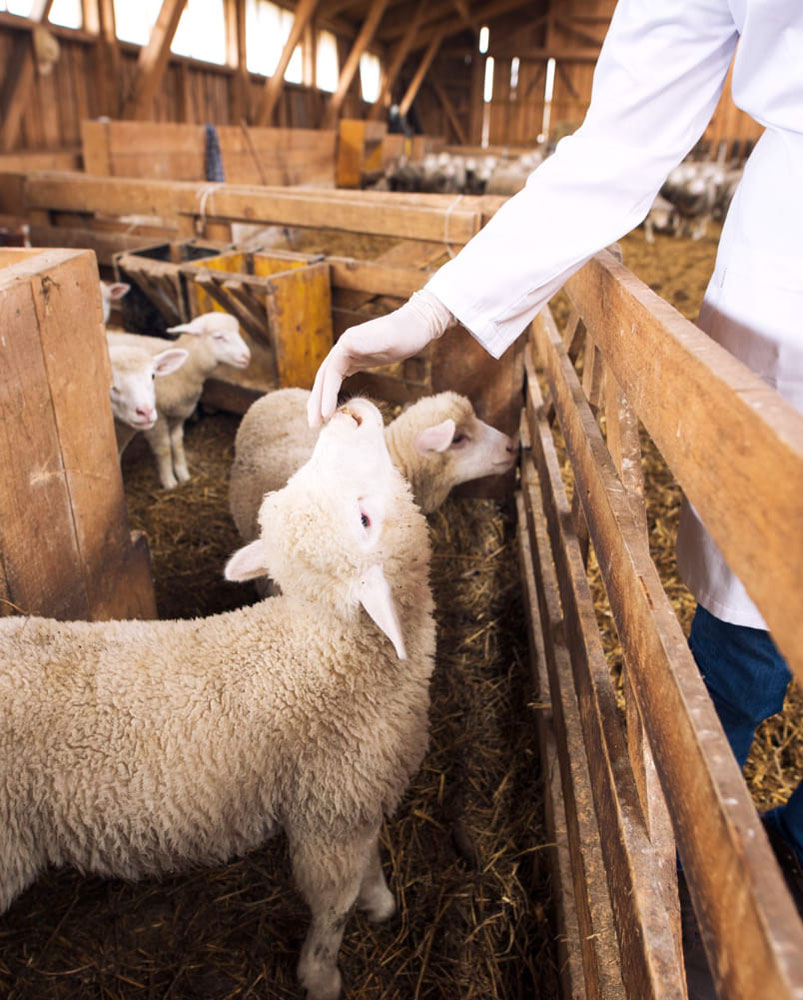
top-left (689, 604), bottom-right (803, 864)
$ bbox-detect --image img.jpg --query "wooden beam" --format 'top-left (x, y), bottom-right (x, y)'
top-left (323, 0), bottom-right (391, 127)
top-left (367, 0), bottom-right (426, 121)
top-left (254, 0), bottom-right (321, 126)
top-left (553, 13), bottom-right (606, 49)
top-left (121, 0), bottom-right (188, 120)
top-left (81, 0), bottom-right (100, 33)
top-left (0, 0), bottom-right (56, 152)
top-left (227, 0), bottom-right (250, 122)
top-left (399, 27), bottom-right (444, 116)
top-left (452, 0), bottom-right (478, 33)
top-left (429, 74), bottom-right (467, 144)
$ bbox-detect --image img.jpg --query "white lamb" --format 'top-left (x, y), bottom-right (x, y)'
top-left (99, 279), bottom-right (130, 323)
top-left (0, 397), bottom-right (435, 1000)
top-left (108, 312), bottom-right (251, 487)
top-left (107, 343), bottom-right (189, 452)
top-left (229, 387), bottom-right (516, 548)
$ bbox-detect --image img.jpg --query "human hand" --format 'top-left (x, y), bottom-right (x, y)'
top-left (307, 289), bottom-right (455, 427)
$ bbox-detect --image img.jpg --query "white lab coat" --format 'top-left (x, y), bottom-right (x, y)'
top-left (427, 0), bottom-right (803, 631)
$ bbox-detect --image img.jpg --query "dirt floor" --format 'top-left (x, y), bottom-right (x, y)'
top-left (1, 217), bottom-right (799, 998)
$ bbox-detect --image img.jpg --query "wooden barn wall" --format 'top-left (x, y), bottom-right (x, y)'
top-left (0, 22), bottom-right (367, 155)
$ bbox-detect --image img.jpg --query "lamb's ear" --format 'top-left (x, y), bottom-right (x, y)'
top-left (166, 316), bottom-right (206, 336)
top-left (224, 539), bottom-right (271, 581)
top-left (358, 563), bottom-right (406, 660)
top-left (107, 282), bottom-right (130, 301)
top-left (153, 348), bottom-right (188, 377)
top-left (415, 418), bottom-right (456, 454)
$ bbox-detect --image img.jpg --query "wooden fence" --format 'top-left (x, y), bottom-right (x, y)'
top-left (518, 247), bottom-right (803, 998)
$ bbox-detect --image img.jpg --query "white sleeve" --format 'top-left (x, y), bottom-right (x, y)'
top-left (425, 0), bottom-right (739, 358)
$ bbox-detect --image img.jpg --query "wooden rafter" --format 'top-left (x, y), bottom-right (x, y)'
top-left (367, 0), bottom-right (425, 120)
top-left (490, 46), bottom-right (601, 62)
top-left (254, 0), bottom-right (321, 125)
top-left (0, 0), bottom-right (56, 152)
top-left (121, 0), bottom-right (188, 121)
top-left (452, 0), bottom-right (478, 34)
top-left (323, 0), bottom-right (391, 127)
top-left (404, 0), bottom-right (537, 50)
top-left (553, 13), bottom-right (606, 49)
top-left (429, 74), bottom-right (467, 144)
top-left (399, 26), bottom-right (444, 116)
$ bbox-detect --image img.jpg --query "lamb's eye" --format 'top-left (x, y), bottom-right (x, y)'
top-left (452, 432), bottom-right (468, 445)
top-left (361, 513), bottom-right (370, 528)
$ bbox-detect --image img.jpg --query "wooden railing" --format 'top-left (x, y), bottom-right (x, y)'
top-left (517, 247), bottom-right (803, 998)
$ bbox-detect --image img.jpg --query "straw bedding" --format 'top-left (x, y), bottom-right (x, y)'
top-left (1, 219), bottom-right (799, 998)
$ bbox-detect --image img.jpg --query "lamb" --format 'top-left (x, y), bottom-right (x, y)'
top-left (99, 279), bottom-right (130, 323)
top-left (108, 312), bottom-right (251, 487)
top-left (229, 387), bottom-right (516, 548)
top-left (0, 396), bottom-right (435, 1000)
top-left (107, 341), bottom-right (189, 452)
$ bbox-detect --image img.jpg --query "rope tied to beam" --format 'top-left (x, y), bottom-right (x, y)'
top-left (195, 182), bottom-right (224, 236)
top-left (443, 194), bottom-right (465, 259)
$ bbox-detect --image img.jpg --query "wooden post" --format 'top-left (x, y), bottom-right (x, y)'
top-left (0, 0), bottom-right (55, 151)
top-left (254, 0), bottom-right (321, 126)
top-left (225, 0), bottom-right (250, 123)
top-left (0, 249), bottom-right (157, 622)
top-left (323, 0), bottom-right (391, 127)
top-left (121, 0), bottom-right (188, 121)
top-left (367, 0), bottom-right (425, 121)
top-left (399, 28), bottom-right (444, 117)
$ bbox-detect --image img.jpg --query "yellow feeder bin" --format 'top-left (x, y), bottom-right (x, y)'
top-left (182, 249), bottom-right (333, 402)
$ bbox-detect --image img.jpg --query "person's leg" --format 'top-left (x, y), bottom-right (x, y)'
top-left (689, 604), bottom-right (791, 766)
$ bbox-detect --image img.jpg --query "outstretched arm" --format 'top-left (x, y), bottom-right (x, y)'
top-left (308, 0), bottom-right (738, 426)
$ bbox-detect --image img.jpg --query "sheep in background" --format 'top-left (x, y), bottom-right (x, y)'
top-left (100, 279), bottom-right (131, 324)
top-left (107, 342), bottom-right (188, 452)
top-left (229, 387), bottom-right (516, 549)
top-left (0, 397), bottom-right (436, 1000)
top-left (643, 193), bottom-right (679, 244)
top-left (108, 312), bottom-right (250, 487)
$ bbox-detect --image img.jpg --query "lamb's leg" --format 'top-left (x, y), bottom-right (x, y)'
top-left (169, 418), bottom-right (191, 483)
top-left (291, 827), bottom-right (377, 1000)
top-left (356, 836), bottom-right (395, 922)
top-left (145, 416), bottom-right (177, 489)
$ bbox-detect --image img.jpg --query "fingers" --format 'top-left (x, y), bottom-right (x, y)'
top-left (307, 348), bottom-right (347, 428)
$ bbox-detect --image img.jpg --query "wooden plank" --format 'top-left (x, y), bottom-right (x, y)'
top-left (533, 311), bottom-right (803, 999)
top-left (121, 0), bottom-right (188, 120)
top-left (525, 343), bottom-right (687, 999)
top-left (323, 0), bottom-right (392, 127)
top-left (0, 249), bottom-right (155, 621)
top-left (515, 479), bottom-right (607, 1000)
top-left (20, 173), bottom-right (487, 245)
top-left (254, 0), bottom-right (321, 126)
top-left (517, 458), bottom-right (626, 1000)
top-left (327, 255), bottom-right (427, 297)
top-left (264, 260), bottom-right (333, 388)
top-left (565, 250), bottom-right (803, 680)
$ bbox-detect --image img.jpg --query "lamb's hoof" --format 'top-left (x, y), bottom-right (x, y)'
top-left (160, 476), bottom-right (178, 490)
top-left (299, 961), bottom-right (341, 1000)
top-left (175, 466), bottom-right (191, 483)
top-left (359, 886), bottom-right (396, 923)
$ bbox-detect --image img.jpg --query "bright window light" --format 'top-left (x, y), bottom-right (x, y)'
top-left (49, 0), bottom-right (81, 28)
top-left (114, 0), bottom-right (161, 45)
top-left (544, 56), bottom-right (556, 102)
top-left (171, 0), bottom-right (226, 64)
top-left (2, 0), bottom-right (34, 14)
top-left (510, 56), bottom-right (519, 92)
top-left (359, 51), bottom-right (381, 103)
top-left (316, 30), bottom-right (339, 93)
top-left (483, 56), bottom-right (494, 103)
top-left (478, 24), bottom-right (489, 54)
top-left (246, 0), bottom-right (302, 82)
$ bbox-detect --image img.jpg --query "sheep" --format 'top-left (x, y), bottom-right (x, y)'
top-left (108, 312), bottom-right (251, 487)
top-left (643, 193), bottom-right (679, 243)
top-left (229, 387), bottom-right (517, 550)
top-left (99, 279), bottom-right (130, 323)
top-left (0, 396), bottom-right (436, 1000)
top-left (107, 342), bottom-right (189, 453)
